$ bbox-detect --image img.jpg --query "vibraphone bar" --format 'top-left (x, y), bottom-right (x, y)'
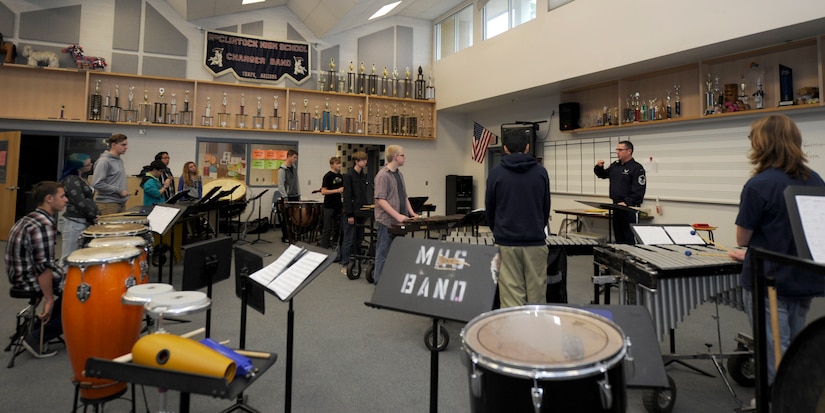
top-left (594, 244), bottom-right (743, 342)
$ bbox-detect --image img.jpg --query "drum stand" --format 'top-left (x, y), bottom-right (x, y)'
top-left (247, 189), bottom-right (271, 244)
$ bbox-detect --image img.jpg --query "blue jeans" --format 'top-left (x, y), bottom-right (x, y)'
top-left (373, 223), bottom-right (395, 285)
top-left (743, 288), bottom-right (813, 384)
top-left (59, 216), bottom-right (89, 264)
top-left (340, 216), bottom-right (366, 266)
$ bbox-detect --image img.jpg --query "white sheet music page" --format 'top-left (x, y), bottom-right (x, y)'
top-left (664, 226), bottom-right (705, 245)
top-left (147, 205), bottom-right (180, 234)
top-left (796, 195), bottom-right (825, 262)
top-left (267, 250), bottom-right (326, 299)
top-left (634, 226), bottom-right (673, 245)
top-left (249, 244), bottom-right (302, 286)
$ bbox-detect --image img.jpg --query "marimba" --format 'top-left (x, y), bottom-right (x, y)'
top-left (389, 214), bottom-right (465, 237)
top-left (594, 244), bottom-right (743, 342)
top-left (445, 233), bottom-right (604, 256)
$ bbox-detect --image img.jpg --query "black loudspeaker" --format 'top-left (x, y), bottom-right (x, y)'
top-left (559, 102), bottom-right (580, 131)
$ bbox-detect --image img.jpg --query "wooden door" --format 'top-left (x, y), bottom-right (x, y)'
top-left (0, 131), bottom-right (21, 241)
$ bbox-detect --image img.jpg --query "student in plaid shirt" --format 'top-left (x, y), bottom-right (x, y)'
top-left (5, 181), bottom-right (67, 358)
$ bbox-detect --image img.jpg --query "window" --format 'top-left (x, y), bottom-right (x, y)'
top-left (435, 5), bottom-right (473, 60)
top-left (196, 138), bottom-right (297, 188)
top-left (484, 0), bottom-right (536, 40)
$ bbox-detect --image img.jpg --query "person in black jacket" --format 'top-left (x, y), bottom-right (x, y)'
top-left (485, 130), bottom-right (551, 307)
top-left (594, 140), bottom-right (646, 244)
top-left (340, 151), bottom-right (372, 274)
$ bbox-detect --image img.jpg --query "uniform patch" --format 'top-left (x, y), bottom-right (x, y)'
top-left (638, 175), bottom-right (646, 185)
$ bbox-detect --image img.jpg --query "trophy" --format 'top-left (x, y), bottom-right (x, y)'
top-left (218, 91), bottom-right (229, 127)
top-left (313, 105), bottom-right (320, 132)
top-left (358, 62), bottom-right (367, 94)
top-left (705, 74), bottom-right (715, 115)
top-left (382, 105), bottom-right (390, 135)
top-left (390, 104), bottom-right (399, 135)
top-left (368, 64), bottom-right (378, 95)
top-left (674, 84), bottom-right (681, 118)
top-left (123, 85), bottom-right (136, 122)
top-left (139, 89), bottom-right (151, 123)
top-left (114, 84), bottom-right (120, 108)
top-left (202, 96), bottom-right (213, 126)
top-left (345, 105), bottom-right (355, 134)
top-left (334, 104), bottom-right (342, 133)
top-left (301, 99), bottom-right (311, 131)
top-left (414, 66), bottom-right (426, 100)
top-left (779, 64), bottom-right (794, 106)
top-left (356, 104), bottom-right (364, 134)
top-left (169, 93), bottom-right (177, 124)
top-left (253, 96), bottom-right (264, 129)
top-left (338, 70), bottom-right (346, 94)
top-left (665, 90), bottom-right (672, 119)
top-left (318, 73), bottom-right (326, 92)
top-left (154, 87), bottom-right (167, 124)
top-left (403, 67), bottom-right (412, 98)
top-left (392, 67), bottom-right (399, 97)
top-left (754, 75), bottom-right (765, 109)
top-left (239, 93), bottom-right (245, 115)
top-left (738, 75), bottom-right (748, 105)
top-left (328, 58), bottom-right (337, 92)
top-left (289, 101), bottom-right (297, 130)
top-left (183, 90), bottom-right (190, 112)
top-left (322, 98), bottom-right (331, 132)
top-left (256, 96), bottom-right (262, 117)
top-left (426, 72), bottom-right (435, 100)
top-left (128, 85), bottom-right (135, 110)
top-left (270, 96), bottom-right (281, 130)
top-left (181, 89), bottom-right (192, 125)
top-left (348, 61), bottom-right (356, 94)
top-left (89, 79), bottom-right (102, 121)
top-left (381, 66), bottom-right (388, 96)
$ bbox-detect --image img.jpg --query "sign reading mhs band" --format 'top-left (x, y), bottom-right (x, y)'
top-left (203, 30), bottom-right (311, 84)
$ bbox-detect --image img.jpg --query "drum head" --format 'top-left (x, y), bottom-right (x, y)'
top-left (772, 317), bottom-right (825, 413)
top-left (66, 245), bottom-right (142, 265)
top-left (462, 305), bottom-right (626, 380)
top-left (202, 178), bottom-right (247, 201)
top-left (122, 283), bottom-right (175, 305)
top-left (145, 291), bottom-right (211, 317)
top-left (83, 223), bottom-right (148, 237)
top-left (87, 236), bottom-right (147, 249)
top-left (97, 216), bottom-right (150, 226)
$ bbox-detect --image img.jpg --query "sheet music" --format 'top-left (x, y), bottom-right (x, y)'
top-left (664, 226), bottom-right (705, 245)
top-left (633, 226), bottom-right (673, 245)
top-left (796, 195), bottom-right (825, 262)
top-left (249, 245), bottom-right (328, 299)
top-left (147, 205), bottom-right (182, 234)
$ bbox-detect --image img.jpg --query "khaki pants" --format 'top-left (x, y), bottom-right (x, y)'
top-left (497, 245), bottom-right (548, 308)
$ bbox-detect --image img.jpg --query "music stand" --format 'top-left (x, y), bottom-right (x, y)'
top-left (180, 236), bottom-right (233, 337)
top-left (147, 205), bottom-right (187, 284)
top-left (247, 242), bottom-right (334, 413)
top-left (165, 190), bottom-right (190, 205)
top-left (244, 189), bottom-right (270, 244)
top-left (365, 237), bottom-right (498, 413)
top-left (576, 199), bottom-right (641, 243)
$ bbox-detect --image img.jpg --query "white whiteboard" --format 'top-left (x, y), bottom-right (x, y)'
top-left (544, 115), bottom-right (825, 206)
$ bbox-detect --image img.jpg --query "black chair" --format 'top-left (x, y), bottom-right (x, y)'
top-left (5, 288), bottom-right (42, 367)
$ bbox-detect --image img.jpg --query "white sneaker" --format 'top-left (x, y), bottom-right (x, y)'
top-left (341, 267), bottom-right (348, 275)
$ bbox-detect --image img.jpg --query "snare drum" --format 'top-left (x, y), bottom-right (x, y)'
top-left (145, 291), bottom-right (211, 319)
top-left (88, 236), bottom-right (149, 284)
top-left (82, 223), bottom-right (150, 249)
top-left (62, 246), bottom-right (145, 401)
top-left (461, 305), bottom-right (628, 413)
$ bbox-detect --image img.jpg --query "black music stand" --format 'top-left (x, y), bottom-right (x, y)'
top-left (181, 236), bottom-right (233, 337)
top-left (576, 199), bottom-right (642, 243)
top-left (147, 205), bottom-right (187, 284)
top-left (247, 242), bottom-right (334, 413)
top-left (245, 189), bottom-right (270, 244)
top-left (365, 237), bottom-right (498, 413)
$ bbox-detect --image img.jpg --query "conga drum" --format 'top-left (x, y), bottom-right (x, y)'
top-left (97, 216), bottom-right (150, 226)
top-left (285, 201), bottom-right (322, 243)
top-left (87, 236), bottom-right (149, 284)
top-left (82, 223), bottom-right (151, 249)
top-left (461, 305), bottom-right (628, 413)
top-left (62, 246), bottom-right (144, 401)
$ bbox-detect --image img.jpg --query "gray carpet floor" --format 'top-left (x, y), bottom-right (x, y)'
top-left (1, 226), bottom-right (823, 412)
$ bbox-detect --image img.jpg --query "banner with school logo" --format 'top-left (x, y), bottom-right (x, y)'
top-left (203, 30), bottom-right (310, 84)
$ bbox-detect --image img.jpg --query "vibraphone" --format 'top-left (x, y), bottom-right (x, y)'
top-left (594, 244), bottom-right (744, 342)
top-left (445, 233), bottom-right (604, 256)
top-left (389, 214), bottom-right (466, 237)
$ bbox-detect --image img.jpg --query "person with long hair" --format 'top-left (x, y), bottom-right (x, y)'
top-left (58, 153), bottom-right (99, 262)
top-left (729, 114), bottom-right (825, 385)
top-left (178, 161), bottom-right (202, 199)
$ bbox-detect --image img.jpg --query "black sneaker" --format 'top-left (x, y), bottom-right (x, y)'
top-left (23, 336), bottom-right (57, 359)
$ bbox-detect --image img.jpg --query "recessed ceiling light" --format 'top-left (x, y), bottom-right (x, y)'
top-left (369, 1), bottom-right (402, 20)
top-left (242, 0), bottom-right (265, 5)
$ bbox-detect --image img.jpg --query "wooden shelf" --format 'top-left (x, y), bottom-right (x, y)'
top-left (0, 64), bottom-right (436, 140)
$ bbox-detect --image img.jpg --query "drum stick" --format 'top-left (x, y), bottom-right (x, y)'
top-left (113, 327), bottom-right (207, 363)
top-left (690, 230), bottom-right (734, 253)
top-left (767, 286), bottom-right (783, 370)
top-left (234, 349), bottom-right (271, 359)
top-left (39, 322), bottom-right (45, 355)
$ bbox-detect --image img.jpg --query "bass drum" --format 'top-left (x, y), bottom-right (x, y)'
top-left (461, 305), bottom-right (627, 413)
top-left (772, 316), bottom-right (825, 413)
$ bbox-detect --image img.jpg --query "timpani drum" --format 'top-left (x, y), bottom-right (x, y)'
top-left (284, 201), bottom-right (322, 243)
top-left (461, 305), bottom-right (628, 413)
top-left (82, 223), bottom-right (151, 249)
top-left (87, 236), bottom-right (149, 284)
top-left (62, 246), bottom-right (144, 401)
top-left (202, 178), bottom-right (247, 202)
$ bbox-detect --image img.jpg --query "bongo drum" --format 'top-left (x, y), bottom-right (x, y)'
top-left (121, 283), bottom-right (175, 306)
top-left (145, 291), bottom-right (211, 319)
top-left (461, 305), bottom-right (628, 413)
top-left (82, 223), bottom-right (150, 249)
top-left (88, 236), bottom-right (149, 284)
top-left (62, 246), bottom-right (144, 401)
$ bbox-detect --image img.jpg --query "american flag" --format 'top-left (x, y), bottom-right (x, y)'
top-left (472, 121), bottom-right (496, 163)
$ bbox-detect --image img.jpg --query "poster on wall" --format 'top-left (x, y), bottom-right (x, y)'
top-left (203, 30), bottom-right (311, 84)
